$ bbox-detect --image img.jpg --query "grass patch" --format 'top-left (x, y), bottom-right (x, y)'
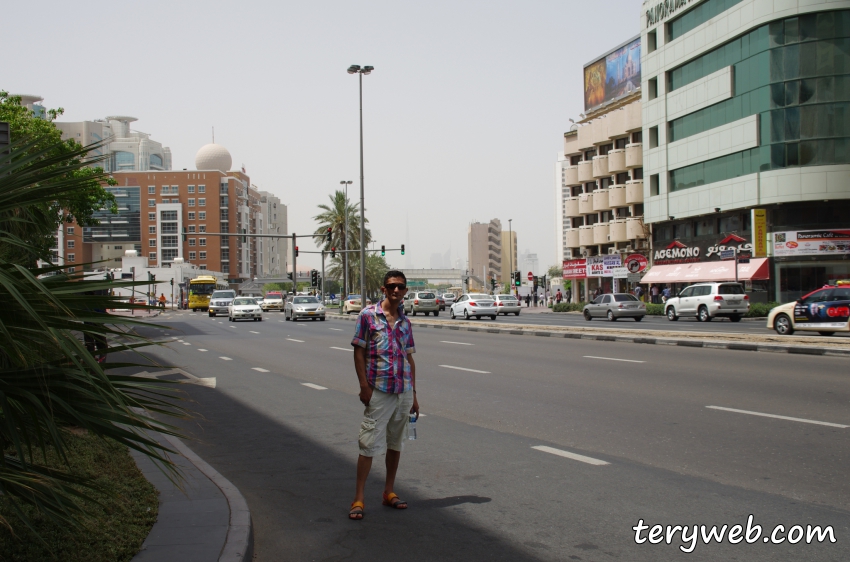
top-left (0, 431), bottom-right (158, 562)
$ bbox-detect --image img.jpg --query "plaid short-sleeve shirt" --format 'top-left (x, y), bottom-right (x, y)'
top-left (351, 300), bottom-right (416, 394)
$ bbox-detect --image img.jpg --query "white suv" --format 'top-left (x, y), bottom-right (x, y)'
top-left (664, 282), bottom-right (749, 322)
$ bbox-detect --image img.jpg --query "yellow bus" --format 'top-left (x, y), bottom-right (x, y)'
top-left (188, 275), bottom-right (227, 311)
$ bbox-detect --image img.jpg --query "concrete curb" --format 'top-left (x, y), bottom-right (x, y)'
top-left (162, 434), bottom-right (254, 562)
top-left (328, 315), bottom-right (850, 357)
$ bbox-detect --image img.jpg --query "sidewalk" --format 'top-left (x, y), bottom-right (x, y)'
top-left (130, 430), bottom-right (252, 562)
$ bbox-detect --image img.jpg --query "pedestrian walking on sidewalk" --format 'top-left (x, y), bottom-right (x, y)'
top-left (525, 294), bottom-right (531, 307)
top-left (556, 290), bottom-right (562, 304)
top-left (349, 270), bottom-right (419, 521)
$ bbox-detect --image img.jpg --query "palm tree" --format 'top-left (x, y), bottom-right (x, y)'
top-left (0, 137), bottom-right (186, 534)
top-left (313, 191), bottom-right (371, 295)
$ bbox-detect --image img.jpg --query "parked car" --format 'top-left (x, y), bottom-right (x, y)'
top-left (583, 293), bottom-right (646, 321)
top-left (262, 291), bottom-right (285, 312)
top-left (450, 293), bottom-right (497, 320)
top-left (664, 282), bottom-right (749, 322)
top-left (403, 291), bottom-right (440, 316)
top-left (209, 290), bottom-right (237, 317)
top-left (342, 295), bottom-right (363, 315)
top-left (228, 297), bottom-right (263, 322)
top-left (442, 293), bottom-right (457, 308)
top-left (767, 284), bottom-right (850, 336)
top-left (285, 295), bottom-right (326, 321)
top-left (493, 294), bottom-right (522, 316)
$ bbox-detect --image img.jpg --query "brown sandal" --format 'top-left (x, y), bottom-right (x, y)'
top-left (349, 501), bottom-right (364, 520)
top-left (382, 492), bottom-right (408, 509)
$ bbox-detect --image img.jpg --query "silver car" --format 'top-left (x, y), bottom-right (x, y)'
top-left (442, 293), bottom-right (457, 308)
top-left (583, 293), bottom-right (646, 321)
top-left (228, 297), bottom-right (263, 322)
top-left (208, 290), bottom-right (237, 317)
top-left (493, 294), bottom-right (521, 316)
top-left (285, 295), bottom-right (326, 321)
top-left (404, 291), bottom-right (440, 316)
top-left (450, 293), bottom-right (497, 320)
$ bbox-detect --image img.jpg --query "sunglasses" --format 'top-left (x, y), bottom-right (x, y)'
top-left (384, 283), bottom-right (407, 291)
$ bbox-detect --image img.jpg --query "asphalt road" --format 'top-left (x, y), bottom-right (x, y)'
top-left (124, 310), bottom-right (850, 561)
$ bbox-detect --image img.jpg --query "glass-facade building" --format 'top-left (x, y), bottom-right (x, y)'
top-left (641, 0), bottom-right (850, 301)
top-left (84, 186), bottom-right (141, 244)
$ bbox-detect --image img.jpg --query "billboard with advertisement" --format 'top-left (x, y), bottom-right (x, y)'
top-left (772, 230), bottom-right (850, 257)
top-left (583, 37), bottom-right (641, 112)
top-left (752, 209), bottom-right (767, 257)
top-left (563, 259), bottom-right (587, 279)
top-left (587, 255), bottom-right (623, 277)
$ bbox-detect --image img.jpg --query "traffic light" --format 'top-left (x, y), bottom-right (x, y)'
top-left (287, 272), bottom-right (293, 281)
top-left (400, 244), bottom-right (405, 255)
top-left (491, 278), bottom-right (496, 290)
top-left (170, 278), bottom-right (174, 287)
top-left (514, 271), bottom-right (521, 286)
top-left (381, 245), bottom-right (385, 257)
top-left (330, 247), bottom-right (336, 258)
top-left (295, 246), bottom-right (299, 257)
top-left (310, 269), bottom-right (318, 287)
top-left (326, 226), bottom-right (332, 241)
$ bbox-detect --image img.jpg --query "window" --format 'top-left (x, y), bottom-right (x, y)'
top-left (667, 0), bottom-right (744, 43)
top-left (67, 253), bottom-right (75, 262)
top-left (647, 29), bottom-right (657, 53)
top-left (162, 249), bottom-right (178, 262)
top-left (161, 236), bottom-right (178, 248)
top-left (198, 185), bottom-right (206, 193)
top-left (649, 126), bottom-right (659, 148)
top-left (148, 199), bottom-right (156, 207)
top-left (149, 239), bottom-right (156, 247)
top-left (221, 263), bottom-right (229, 273)
top-left (200, 265), bottom-right (207, 270)
top-left (631, 131), bottom-right (642, 144)
top-left (648, 77), bottom-right (658, 100)
top-left (189, 238), bottom-right (196, 247)
top-left (149, 252), bottom-right (156, 260)
top-left (199, 212), bottom-right (206, 220)
top-left (67, 227), bottom-right (75, 235)
top-left (199, 238), bottom-right (206, 246)
top-left (188, 198), bottom-right (195, 207)
top-left (199, 198), bottom-right (206, 207)
top-left (650, 174), bottom-right (660, 196)
top-left (67, 240), bottom-right (75, 248)
top-left (150, 154), bottom-right (163, 168)
top-left (200, 251), bottom-right (207, 259)
top-left (160, 210), bottom-right (177, 221)
top-left (68, 267), bottom-right (75, 273)
top-left (188, 185), bottom-right (195, 193)
top-left (148, 212), bottom-right (156, 221)
top-left (188, 212), bottom-right (196, 220)
top-left (188, 225), bottom-right (196, 233)
top-left (189, 251), bottom-right (196, 260)
top-left (161, 223), bottom-right (178, 233)
top-left (148, 186), bottom-right (156, 194)
top-left (615, 137), bottom-right (628, 149)
top-left (221, 249), bottom-right (229, 260)
top-left (149, 226), bottom-right (156, 234)
top-left (199, 224), bottom-right (206, 232)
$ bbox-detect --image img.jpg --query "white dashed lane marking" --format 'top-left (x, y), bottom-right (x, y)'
top-left (198, 349), bottom-right (208, 352)
top-left (440, 341), bottom-right (473, 346)
top-left (287, 338), bottom-right (304, 343)
top-left (330, 347), bottom-right (349, 352)
top-left (182, 342), bottom-right (191, 345)
top-left (252, 368), bottom-right (270, 372)
top-left (706, 406), bottom-right (849, 428)
top-left (583, 356), bottom-right (645, 363)
top-left (532, 446), bottom-right (610, 466)
top-left (220, 357), bottom-right (232, 361)
top-left (439, 365), bottom-right (490, 374)
top-left (328, 328), bottom-right (343, 331)
top-left (250, 331), bottom-right (260, 334)
top-left (302, 383), bottom-right (327, 390)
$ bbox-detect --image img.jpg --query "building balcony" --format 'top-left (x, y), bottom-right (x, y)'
top-left (592, 155), bottom-right (609, 179)
top-left (564, 196), bottom-right (580, 217)
top-left (592, 189), bottom-right (611, 212)
top-left (563, 165), bottom-right (579, 186)
top-left (626, 180), bottom-right (644, 205)
top-left (565, 228), bottom-right (580, 248)
top-left (608, 185), bottom-right (627, 207)
top-left (593, 222), bottom-right (610, 245)
top-left (626, 143), bottom-right (643, 168)
top-left (609, 219), bottom-right (628, 243)
top-left (578, 193), bottom-right (594, 215)
top-left (577, 160), bottom-right (594, 183)
top-left (579, 225), bottom-right (594, 246)
top-left (608, 149), bottom-right (626, 173)
top-left (626, 217), bottom-right (646, 239)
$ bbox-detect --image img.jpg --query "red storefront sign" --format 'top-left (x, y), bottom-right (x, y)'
top-left (563, 259), bottom-right (587, 279)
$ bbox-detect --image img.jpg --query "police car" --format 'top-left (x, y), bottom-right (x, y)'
top-left (766, 281), bottom-right (850, 336)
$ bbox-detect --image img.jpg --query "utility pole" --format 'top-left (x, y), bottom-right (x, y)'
top-left (291, 231), bottom-right (296, 294)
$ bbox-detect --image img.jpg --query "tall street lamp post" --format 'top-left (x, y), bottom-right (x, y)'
top-left (340, 180), bottom-right (352, 297)
top-left (347, 64), bottom-right (373, 301)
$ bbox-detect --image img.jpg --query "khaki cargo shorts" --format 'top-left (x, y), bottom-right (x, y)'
top-left (358, 388), bottom-right (414, 457)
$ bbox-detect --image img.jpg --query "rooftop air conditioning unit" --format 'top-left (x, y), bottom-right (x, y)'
top-left (608, 247), bottom-right (619, 255)
top-left (579, 246), bottom-right (588, 257)
top-left (626, 245), bottom-right (633, 252)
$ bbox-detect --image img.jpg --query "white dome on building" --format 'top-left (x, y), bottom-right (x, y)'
top-left (195, 143), bottom-right (232, 172)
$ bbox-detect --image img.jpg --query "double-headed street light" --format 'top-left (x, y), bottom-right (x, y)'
top-left (347, 64), bottom-right (373, 301)
top-left (340, 180), bottom-right (352, 297)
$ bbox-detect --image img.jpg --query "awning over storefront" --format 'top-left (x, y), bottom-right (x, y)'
top-left (640, 258), bottom-right (770, 284)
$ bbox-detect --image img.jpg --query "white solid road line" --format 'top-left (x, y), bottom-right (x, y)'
top-left (220, 357), bottom-right (232, 361)
top-left (250, 331), bottom-right (260, 334)
top-left (252, 367), bottom-right (270, 372)
top-left (706, 406), bottom-right (849, 428)
top-left (532, 446), bottom-right (610, 466)
top-left (330, 347), bottom-right (350, 352)
top-left (198, 349), bottom-right (208, 352)
top-left (440, 341), bottom-right (473, 346)
top-left (439, 365), bottom-right (490, 374)
top-left (302, 383), bottom-right (327, 390)
top-left (287, 338), bottom-right (305, 343)
top-left (583, 356), bottom-right (645, 363)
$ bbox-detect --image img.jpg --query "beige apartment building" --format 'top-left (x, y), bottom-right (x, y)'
top-left (467, 219), bottom-right (502, 285)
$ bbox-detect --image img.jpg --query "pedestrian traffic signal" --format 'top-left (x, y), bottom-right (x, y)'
top-left (330, 247), bottom-right (336, 258)
top-left (295, 246), bottom-right (299, 257)
top-left (400, 244), bottom-right (405, 255)
top-left (381, 245), bottom-right (385, 257)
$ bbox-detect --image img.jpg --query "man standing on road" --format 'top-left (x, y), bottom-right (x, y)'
top-left (349, 270), bottom-right (419, 521)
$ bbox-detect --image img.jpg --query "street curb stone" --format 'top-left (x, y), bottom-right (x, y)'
top-left (328, 315), bottom-right (850, 357)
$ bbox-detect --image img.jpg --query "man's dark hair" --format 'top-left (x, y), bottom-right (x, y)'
top-left (383, 270), bottom-right (407, 286)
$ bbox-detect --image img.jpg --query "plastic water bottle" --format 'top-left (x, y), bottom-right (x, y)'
top-left (408, 412), bottom-right (418, 440)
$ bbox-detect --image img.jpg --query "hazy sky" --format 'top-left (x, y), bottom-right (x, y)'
top-left (6, 0), bottom-right (640, 272)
